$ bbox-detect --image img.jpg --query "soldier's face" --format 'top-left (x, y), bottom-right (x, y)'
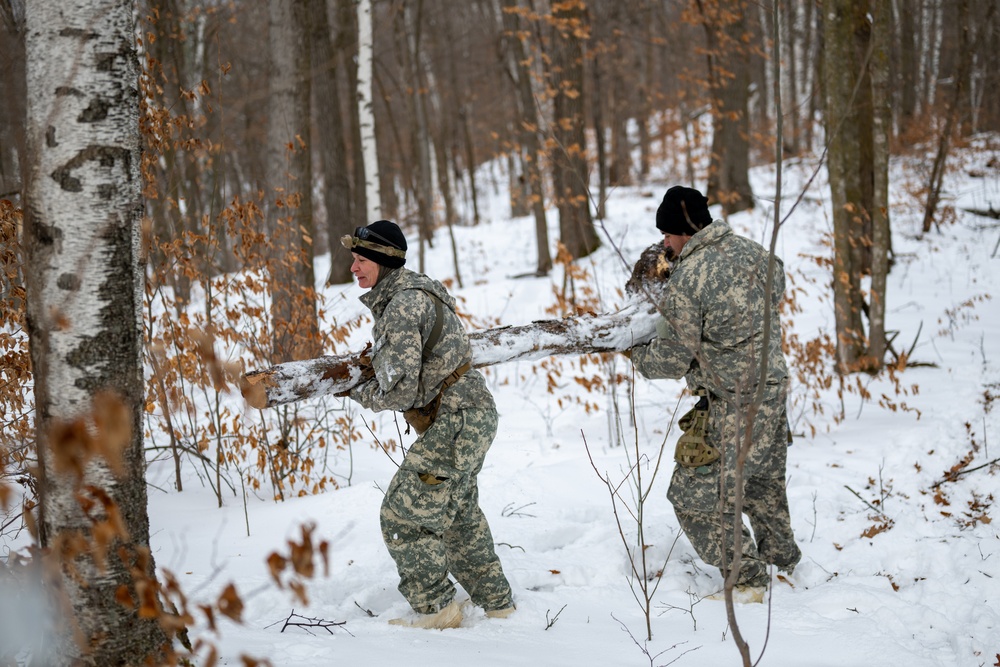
top-left (351, 253), bottom-right (380, 289)
top-left (663, 232), bottom-right (690, 257)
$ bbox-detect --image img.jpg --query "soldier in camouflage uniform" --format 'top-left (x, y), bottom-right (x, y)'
top-left (341, 220), bottom-right (514, 628)
top-left (628, 187), bottom-right (801, 600)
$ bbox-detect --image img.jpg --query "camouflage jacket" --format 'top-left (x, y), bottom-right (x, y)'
top-left (350, 267), bottom-right (495, 414)
top-left (632, 219), bottom-right (789, 401)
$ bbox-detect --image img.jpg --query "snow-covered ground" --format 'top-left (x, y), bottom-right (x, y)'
top-left (144, 146), bottom-right (1000, 667)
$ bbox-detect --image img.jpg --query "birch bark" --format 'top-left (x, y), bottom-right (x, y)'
top-left (356, 0), bottom-right (381, 220)
top-left (24, 0), bottom-right (168, 661)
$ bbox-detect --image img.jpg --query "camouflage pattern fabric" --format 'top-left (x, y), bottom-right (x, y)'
top-left (631, 220), bottom-right (801, 587)
top-left (668, 384), bottom-right (800, 586)
top-left (350, 267), bottom-right (513, 614)
top-left (381, 407), bottom-right (513, 613)
top-left (351, 267), bottom-right (494, 414)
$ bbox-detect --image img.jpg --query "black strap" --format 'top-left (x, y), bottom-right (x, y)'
top-left (415, 290), bottom-right (467, 392)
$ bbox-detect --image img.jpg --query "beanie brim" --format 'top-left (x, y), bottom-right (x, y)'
top-left (340, 220), bottom-right (408, 268)
top-left (354, 245), bottom-right (405, 269)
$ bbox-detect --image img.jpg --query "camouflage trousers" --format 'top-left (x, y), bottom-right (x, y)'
top-left (667, 385), bottom-right (801, 588)
top-left (380, 405), bottom-right (513, 614)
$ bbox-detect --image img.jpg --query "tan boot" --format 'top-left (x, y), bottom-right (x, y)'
top-left (706, 585), bottom-right (766, 604)
top-left (388, 600), bottom-right (463, 629)
top-left (485, 605), bottom-right (516, 619)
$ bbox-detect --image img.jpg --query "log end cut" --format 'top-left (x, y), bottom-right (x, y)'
top-left (240, 370), bottom-right (276, 409)
top-left (625, 242), bottom-right (673, 299)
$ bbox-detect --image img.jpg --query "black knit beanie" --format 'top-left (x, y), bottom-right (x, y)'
top-left (341, 220), bottom-right (407, 269)
top-left (656, 186), bottom-right (712, 236)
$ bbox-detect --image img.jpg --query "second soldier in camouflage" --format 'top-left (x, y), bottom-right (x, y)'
top-left (629, 187), bottom-right (801, 601)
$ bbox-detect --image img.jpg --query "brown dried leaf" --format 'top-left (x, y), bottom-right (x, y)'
top-left (861, 519), bottom-right (894, 539)
top-left (116, 584), bottom-right (135, 609)
top-left (199, 604), bottom-right (217, 632)
top-left (136, 578), bottom-right (160, 619)
top-left (92, 391), bottom-right (131, 474)
top-left (288, 580), bottom-right (309, 606)
top-left (217, 583), bottom-right (244, 623)
top-left (318, 540), bottom-right (330, 577)
top-left (266, 552), bottom-right (286, 587)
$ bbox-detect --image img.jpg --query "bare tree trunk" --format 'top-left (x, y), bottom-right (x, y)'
top-left (699, 0), bottom-right (755, 215)
top-left (459, 100), bottom-right (482, 225)
top-left (400, 0), bottom-right (435, 272)
top-left (311, 0), bottom-right (355, 285)
top-left (24, 0), bottom-right (169, 661)
top-left (895, 0), bottom-right (918, 132)
top-left (803, 0), bottom-right (819, 151)
top-left (433, 4), bottom-right (463, 287)
top-left (268, 0), bottom-right (320, 363)
top-left (869, 0), bottom-right (892, 371)
top-left (501, 0), bottom-right (551, 274)
top-left (782, 0), bottom-right (801, 156)
top-left (824, 0), bottom-right (874, 373)
top-left (922, 0), bottom-right (973, 234)
top-left (592, 48), bottom-right (608, 220)
top-left (356, 0), bottom-right (380, 220)
top-left (608, 2), bottom-right (631, 188)
top-left (549, 1), bottom-right (599, 260)
top-left (637, 4), bottom-right (653, 181)
top-left (0, 1), bottom-right (25, 201)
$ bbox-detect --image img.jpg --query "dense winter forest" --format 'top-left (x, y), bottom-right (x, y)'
top-left (1, 0), bottom-right (999, 665)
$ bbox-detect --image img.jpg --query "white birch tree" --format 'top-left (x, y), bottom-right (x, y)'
top-left (23, 0), bottom-right (168, 662)
top-left (356, 0), bottom-right (381, 221)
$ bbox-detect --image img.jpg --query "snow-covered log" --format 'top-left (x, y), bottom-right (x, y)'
top-left (240, 243), bottom-right (672, 409)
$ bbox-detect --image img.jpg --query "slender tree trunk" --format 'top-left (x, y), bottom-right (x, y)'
top-left (501, 0), bottom-right (551, 274)
top-left (267, 0), bottom-right (319, 363)
top-left (782, 0), bottom-right (800, 156)
top-left (400, 0), bottom-right (435, 272)
top-left (0, 2), bottom-right (25, 200)
top-left (24, 0), bottom-right (169, 661)
top-left (435, 4), bottom-right (463, 287)
top-left (699, 0), bottom-right (755, 215)
top-left (608, 3), bottom-right (631, 188)
top-left (824, 0), bottom-right (870, 373)
top-left (459, 100), bottom-right (481, 224)
top-left (550, 1), bottom-right (599, 260)
top-left (895, 0), bottom-right (918, 132)
top-left (356, 0), bottom-right (380, 220)
top-left (592, 49), bottom-right (608, 219)
top-left (637, 5), bottom-right (653, 181)
top-left (803, 0), bottom-right (819, 151)
top-left (922, 0), bottom-right (973, 234)
top-left (311, 0), bottom-right (354, 285)
top-left (869, 0), bottom-right (892, 371)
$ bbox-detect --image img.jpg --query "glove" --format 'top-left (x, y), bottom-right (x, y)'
top-left (357, 342), bottom-right (374, 381)
top-left (335, 344), bottom-right (374, 397)
top-left (655, 316), bottom-right (671, 339)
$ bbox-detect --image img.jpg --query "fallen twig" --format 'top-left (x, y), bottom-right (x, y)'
top-left (931, 456), bottom-right (1000, 488)
top-left (545, 605), bottom-right (567, 631)
top-left (843, 485), bottom-right (885, 516)
top-left (271, 609), bottom-right (350, 636)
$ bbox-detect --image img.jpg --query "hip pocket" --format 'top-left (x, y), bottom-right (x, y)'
top-left (385, 467), bottom-right (462, 535)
